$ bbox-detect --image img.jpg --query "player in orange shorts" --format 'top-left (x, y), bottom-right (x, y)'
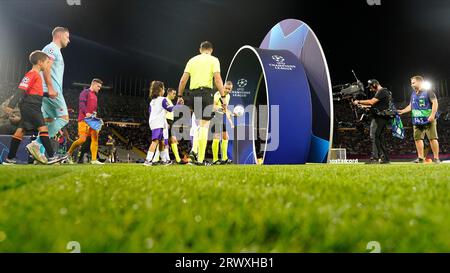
top-left (67, 78), bottom-right (103, 164)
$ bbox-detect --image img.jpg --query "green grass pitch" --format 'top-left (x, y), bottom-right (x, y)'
top-left (0, 163), bottom-right (449, 252)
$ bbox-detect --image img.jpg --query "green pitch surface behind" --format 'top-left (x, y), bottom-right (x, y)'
top-left (0, 164), bottom-right (449, 252)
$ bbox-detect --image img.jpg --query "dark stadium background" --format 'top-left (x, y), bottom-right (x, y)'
top-left (1, 1), bottom-right (450, 257)
top-left (0, 0), bottom-right (449, 98)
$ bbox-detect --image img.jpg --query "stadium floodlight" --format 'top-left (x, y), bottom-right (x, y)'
top-left (422, 80), bottom-right (432, 91)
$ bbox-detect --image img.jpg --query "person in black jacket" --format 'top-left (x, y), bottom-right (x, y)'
top-left (353, 79), bottom-right (392, 164)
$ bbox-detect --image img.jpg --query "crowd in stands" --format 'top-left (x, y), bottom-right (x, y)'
top-left (64, 89), bottom-right (148, 123)
top-left (0, 82), bottom-right (16, 103)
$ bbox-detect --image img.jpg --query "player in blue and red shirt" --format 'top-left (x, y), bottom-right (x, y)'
top-left (2, 51), bottom-right (68, 165)
top-left (66, 79), bottom-right (103, 164)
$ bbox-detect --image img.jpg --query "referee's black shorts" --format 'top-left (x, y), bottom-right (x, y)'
top-left (184, 87), bottom-right (215, 121)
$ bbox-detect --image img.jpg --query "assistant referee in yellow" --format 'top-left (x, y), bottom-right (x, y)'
top-left (177, 41), bottom-right (227, 166)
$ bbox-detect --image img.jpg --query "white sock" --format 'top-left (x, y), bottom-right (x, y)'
top-left (146, 150), bottom-right (155, 162)
top-left (165, 148), bottom-right (171, 161)
top-left (160, 150), bottom-right (168, 162)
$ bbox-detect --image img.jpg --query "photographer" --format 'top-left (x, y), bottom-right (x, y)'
top-left (353, 79), bottom-right (392, 164)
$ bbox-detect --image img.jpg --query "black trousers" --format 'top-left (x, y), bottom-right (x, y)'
top-left (370, 117), bottom-right (390, 161)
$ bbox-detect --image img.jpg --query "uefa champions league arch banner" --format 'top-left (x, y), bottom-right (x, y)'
top-left (260, 19), bottom-right (334, 164)
top-left (226, 46), bottom-right (312, 165)
top-left (226, 19), bottom-right (333, 165)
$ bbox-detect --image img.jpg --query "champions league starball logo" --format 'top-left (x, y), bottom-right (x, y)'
top-left (237, 78), bottom-right (248, 88)
top-left (272, 55), bottom-right (285, 65)
top-left (22, 77), bottom-right (30, 84)
top-left (66, 0), bottom-right (82, 6)
top-left (269, 55), bottom-right (296, 71)
top-left (233, 78), bottom-right (250, 98)
top-left (366, 0), bottom-right (381, 6)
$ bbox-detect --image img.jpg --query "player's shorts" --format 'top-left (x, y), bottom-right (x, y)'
top-left (184, 88), bottom-right (214, 121)
top-left (78, 121), bottom-right (97, 137)
top-left (210, 112), bottom-right (227, 134)
top-left (413, 120), bottom-right (438, 141)
top-left (151, 128), bottom-right (164, 141)
top-left (41, 93), bottom-right (68, 119)
top-left (18, 101), bottom-right (46, 131)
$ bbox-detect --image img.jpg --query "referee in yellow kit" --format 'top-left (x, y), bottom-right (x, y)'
top-left (177, 41), bottom-right (227, 166)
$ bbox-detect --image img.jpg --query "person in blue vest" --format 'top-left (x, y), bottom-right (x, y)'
top-left (399, 75), bottom-right (440, 164)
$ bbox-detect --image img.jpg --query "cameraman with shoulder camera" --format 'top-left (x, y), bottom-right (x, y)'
top-left (353, 79), bottom-right (392, 164)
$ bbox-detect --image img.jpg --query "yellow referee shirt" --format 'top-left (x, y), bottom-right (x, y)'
top-left (214, 91), bottom-right (230, 110)
top-left (184, 53), bottom-right (221, 90)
